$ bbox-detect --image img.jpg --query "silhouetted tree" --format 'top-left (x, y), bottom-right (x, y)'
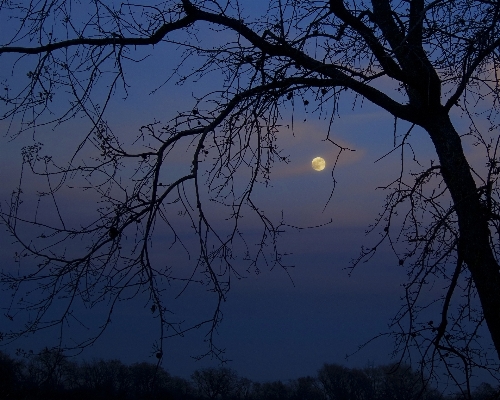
top-left (470, 383), bottom-right (500, 400)
top-left (1, 0), bottom-right (500, 392)
top-left (318, 363), bottom-right (373, 400)
top-left (192, 367), bottom-right (239, 400)
top-left (252, 380), bottom-right (292, 400)
top-left (22, 347), bottom-right (78, 399)
top-left (0, 350), bottom-right (24, 399)
top-left (290, 376), bottom-right (325, 400)
top-left (0, 350), bottom-right (491, 400)
top-left (233, 377), bottom-right (254, 400)
top-left (128, 361), bottom-right (171, 399)
top-left (166, 375), bottom-right (197, 400)
top-left (76, 359), bottom-right (130, 399)
top-left (376, 364), bottom-right (431, 400)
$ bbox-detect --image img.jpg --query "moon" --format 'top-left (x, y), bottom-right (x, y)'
top-left (312, 157), bottom-right (326, 171)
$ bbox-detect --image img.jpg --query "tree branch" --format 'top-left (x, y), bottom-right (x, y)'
top-left (329, 0), bottom-right (406, 81)
top-left (0, 15), bottom-right (196, 55)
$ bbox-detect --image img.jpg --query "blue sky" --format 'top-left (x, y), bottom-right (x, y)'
top-left (0, 81), bottom-right (434, 381)
top-left (0, 0), bottom-right (495, 386)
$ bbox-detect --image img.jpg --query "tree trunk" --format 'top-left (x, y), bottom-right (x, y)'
top-left (424, 110), bottom-right (500, 359)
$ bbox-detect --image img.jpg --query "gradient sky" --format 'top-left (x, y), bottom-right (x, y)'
top-left (0, 91), bottom-right (442, 381)
top-left (0, 0), bottom-right (493, 385)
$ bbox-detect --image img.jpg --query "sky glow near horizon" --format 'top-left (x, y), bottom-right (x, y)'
top-left (0, 0), bottom-right (496, 386)
top-left (0, 84), bottom-right (437, 380)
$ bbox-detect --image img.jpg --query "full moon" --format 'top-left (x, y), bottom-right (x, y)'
top-left (312, 157), bottom-right (326, 171)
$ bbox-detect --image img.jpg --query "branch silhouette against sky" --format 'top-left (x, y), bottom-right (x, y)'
top-left (0, 0), bottom-right (500, 394)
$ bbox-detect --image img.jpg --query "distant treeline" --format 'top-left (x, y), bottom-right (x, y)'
top-left (0, 348), bottom-right (498, 400)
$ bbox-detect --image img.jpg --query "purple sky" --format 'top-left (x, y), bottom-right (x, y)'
top-left (0, 0), bottom-right (495, 385)
top-left (0, 89), bottom-right (444, 381)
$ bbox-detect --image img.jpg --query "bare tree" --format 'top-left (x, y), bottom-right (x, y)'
top-left (22, 347), bottom-right (77, 396)
top-left (77, 358), bottom-right (130, 398)
top-left (191, 367), bottom-right (239, 400)
top-left (0, 350), bottom-right (24, 399)
top-left (1, 0), bottom-right (500, 394)
top-left (318, 363), bottom-right (373, 400)
top-left (289, 376), bottom-right (325, 400)
top-left (252, 380), bottom-right (293, 400)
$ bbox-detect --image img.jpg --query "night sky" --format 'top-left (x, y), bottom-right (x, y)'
top-left (0, 94), bottom-right (445, 381)
top-left (0, 0), bottom-right (491, 384)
